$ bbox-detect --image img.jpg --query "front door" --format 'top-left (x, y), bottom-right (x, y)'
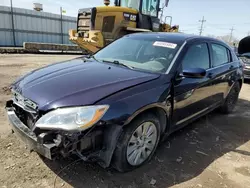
top-left (172, 42), bottom-right (214, 127)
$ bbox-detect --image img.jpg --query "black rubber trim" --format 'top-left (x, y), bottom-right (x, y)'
top-left (91, 7), bottom-right (97, 29)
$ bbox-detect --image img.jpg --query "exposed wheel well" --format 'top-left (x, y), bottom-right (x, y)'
top-left (129, 107), bottom-right (168, 135)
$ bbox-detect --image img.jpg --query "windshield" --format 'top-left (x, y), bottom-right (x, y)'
top-left (94, 37), bottom-right (180, 73)
top-left (121, 0), bottom-right (140, 10)
top-left (142, 0), bottom-right (158, 17)
top-left (120, 0), bottom-right (159, 17)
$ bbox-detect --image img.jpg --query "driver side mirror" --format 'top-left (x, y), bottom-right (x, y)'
top-left (180, 68), bottom-right (206, 79)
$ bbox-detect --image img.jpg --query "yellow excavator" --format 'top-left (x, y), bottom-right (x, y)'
top-left (69, 0), bottom-right (179, 53)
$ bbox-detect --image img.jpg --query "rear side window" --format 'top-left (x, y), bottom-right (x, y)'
top-left (211, 44), bottom-right (230, 67)
top-left (182, 43), bottom-right (210, 70)
top-left (231, 49), bottom-right (239, 62)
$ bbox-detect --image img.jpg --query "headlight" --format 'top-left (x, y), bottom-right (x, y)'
top-left (35, 105), bottom-right (109, 131)
top-left (79, 19), bottom-right (90, 27)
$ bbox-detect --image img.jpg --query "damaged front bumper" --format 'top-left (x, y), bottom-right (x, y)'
top-left (6, 103), bottom-right (123, 168)
top-left (6, 108), bottom-right (56, 159)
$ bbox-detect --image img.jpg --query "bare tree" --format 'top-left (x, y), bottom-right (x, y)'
top-left (207, 34), bottom-right (239, 46)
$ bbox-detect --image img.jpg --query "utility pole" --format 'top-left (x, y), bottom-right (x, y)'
top-left (229, 27), bottom-right (234, 43)
top-left (60, 7), bottom-right (63, 44)
top-left (10, 0), bottom-right (16, 46)
top-left (199, 16), bottom-right (206, 36)
top-left (248, 31), bottom-right (250, 36)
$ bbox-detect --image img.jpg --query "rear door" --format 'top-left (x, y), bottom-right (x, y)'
top-left (173, 42), bottom-right (214, 127)
top-left (208, 42), bottom-right (236, 103)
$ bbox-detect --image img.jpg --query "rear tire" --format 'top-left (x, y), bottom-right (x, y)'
top-left (220, 82), bottom-right (240, 114)
top-left (112, 113), bottom-right (161, 172)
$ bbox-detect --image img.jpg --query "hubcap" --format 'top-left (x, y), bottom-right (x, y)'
top-left (126, 122), bottom-right (157, 166)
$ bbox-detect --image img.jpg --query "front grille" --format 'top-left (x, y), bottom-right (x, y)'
top-left (10, 89), bottom-right (38, 129)
top-left (78, 13), bottom-right (91, 32)
top-left (13, 103), bottom-right (38, 129)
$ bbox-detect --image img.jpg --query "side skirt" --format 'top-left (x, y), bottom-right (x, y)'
top-left (169, 102), bottom-right (222, 134)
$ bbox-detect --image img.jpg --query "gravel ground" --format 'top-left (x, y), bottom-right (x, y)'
top-left (0, 54), bottom-right (249, 188)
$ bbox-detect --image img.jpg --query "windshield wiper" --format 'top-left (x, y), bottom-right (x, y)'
top-left (83, 54), bottom-right (99, 62)
top-left (102, 60), bottom-right (134, 69)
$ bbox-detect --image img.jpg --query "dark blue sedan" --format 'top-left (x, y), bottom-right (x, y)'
top-left (6, 33), bottom-right (243, 172)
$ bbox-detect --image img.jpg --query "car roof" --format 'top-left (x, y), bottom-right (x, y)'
top-left (126, 32), bottom-right (223, 45)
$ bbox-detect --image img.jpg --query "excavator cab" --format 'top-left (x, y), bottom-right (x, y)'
top-left (115, 0), bottom-right (161, 31)
top-left (69, 0), bottom-right (178, 53)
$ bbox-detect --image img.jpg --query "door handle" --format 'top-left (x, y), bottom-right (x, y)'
top-left (229, 65), bottom-right (234, 70)
top-left (207, 72), bottom-right (213, 78)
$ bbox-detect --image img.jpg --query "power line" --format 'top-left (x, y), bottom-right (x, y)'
top-left (181, 25), bottom-right (199, 27)
top-left (229, 26), bottom-right (234, 43)
top-left (206, 26), bottom-right (230, 30)
top-left (206, 21), bottom-right (250, 26)
top-left (199, 16), bottom-right (206, 35)
top-left (181, 24), bottom-right (201, 26)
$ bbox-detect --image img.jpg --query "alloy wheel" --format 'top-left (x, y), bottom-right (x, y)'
top-left (126, 121), bottom-right (158, 166)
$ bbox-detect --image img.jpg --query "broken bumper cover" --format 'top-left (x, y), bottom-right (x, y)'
top-left (6, 106), bottom-right (123, 168)
top-left (6, 108), bottom-right (56, 159)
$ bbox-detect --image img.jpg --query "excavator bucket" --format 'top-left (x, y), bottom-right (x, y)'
top-left (69, 29), bottom-right (105, 53)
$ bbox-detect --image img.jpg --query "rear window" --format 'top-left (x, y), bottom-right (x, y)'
top-left (211, 44), bottom-right (230, 67)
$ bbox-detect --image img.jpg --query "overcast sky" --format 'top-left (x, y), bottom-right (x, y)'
top-left (1, 0), bottom-right (250, 39)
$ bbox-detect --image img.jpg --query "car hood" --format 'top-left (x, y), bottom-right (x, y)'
top-left (12, 58), bottom-right (160, 111)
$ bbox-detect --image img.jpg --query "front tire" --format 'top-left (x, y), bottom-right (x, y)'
top-left (220, 82), bottom-right (241, 114)
top-left (112, 113), bottom-right (161, 172)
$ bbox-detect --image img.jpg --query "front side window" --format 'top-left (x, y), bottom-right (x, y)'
top-left (142, 0), bottom-right (158, 17)
top-left (94, 37), bottom-right (180, 73)
top-left (211, 44), bottom-right (230, 67)
top-left (182, 43), bottom-right (210, 70)
top-left (121, 0), bottom-right (140, 10)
